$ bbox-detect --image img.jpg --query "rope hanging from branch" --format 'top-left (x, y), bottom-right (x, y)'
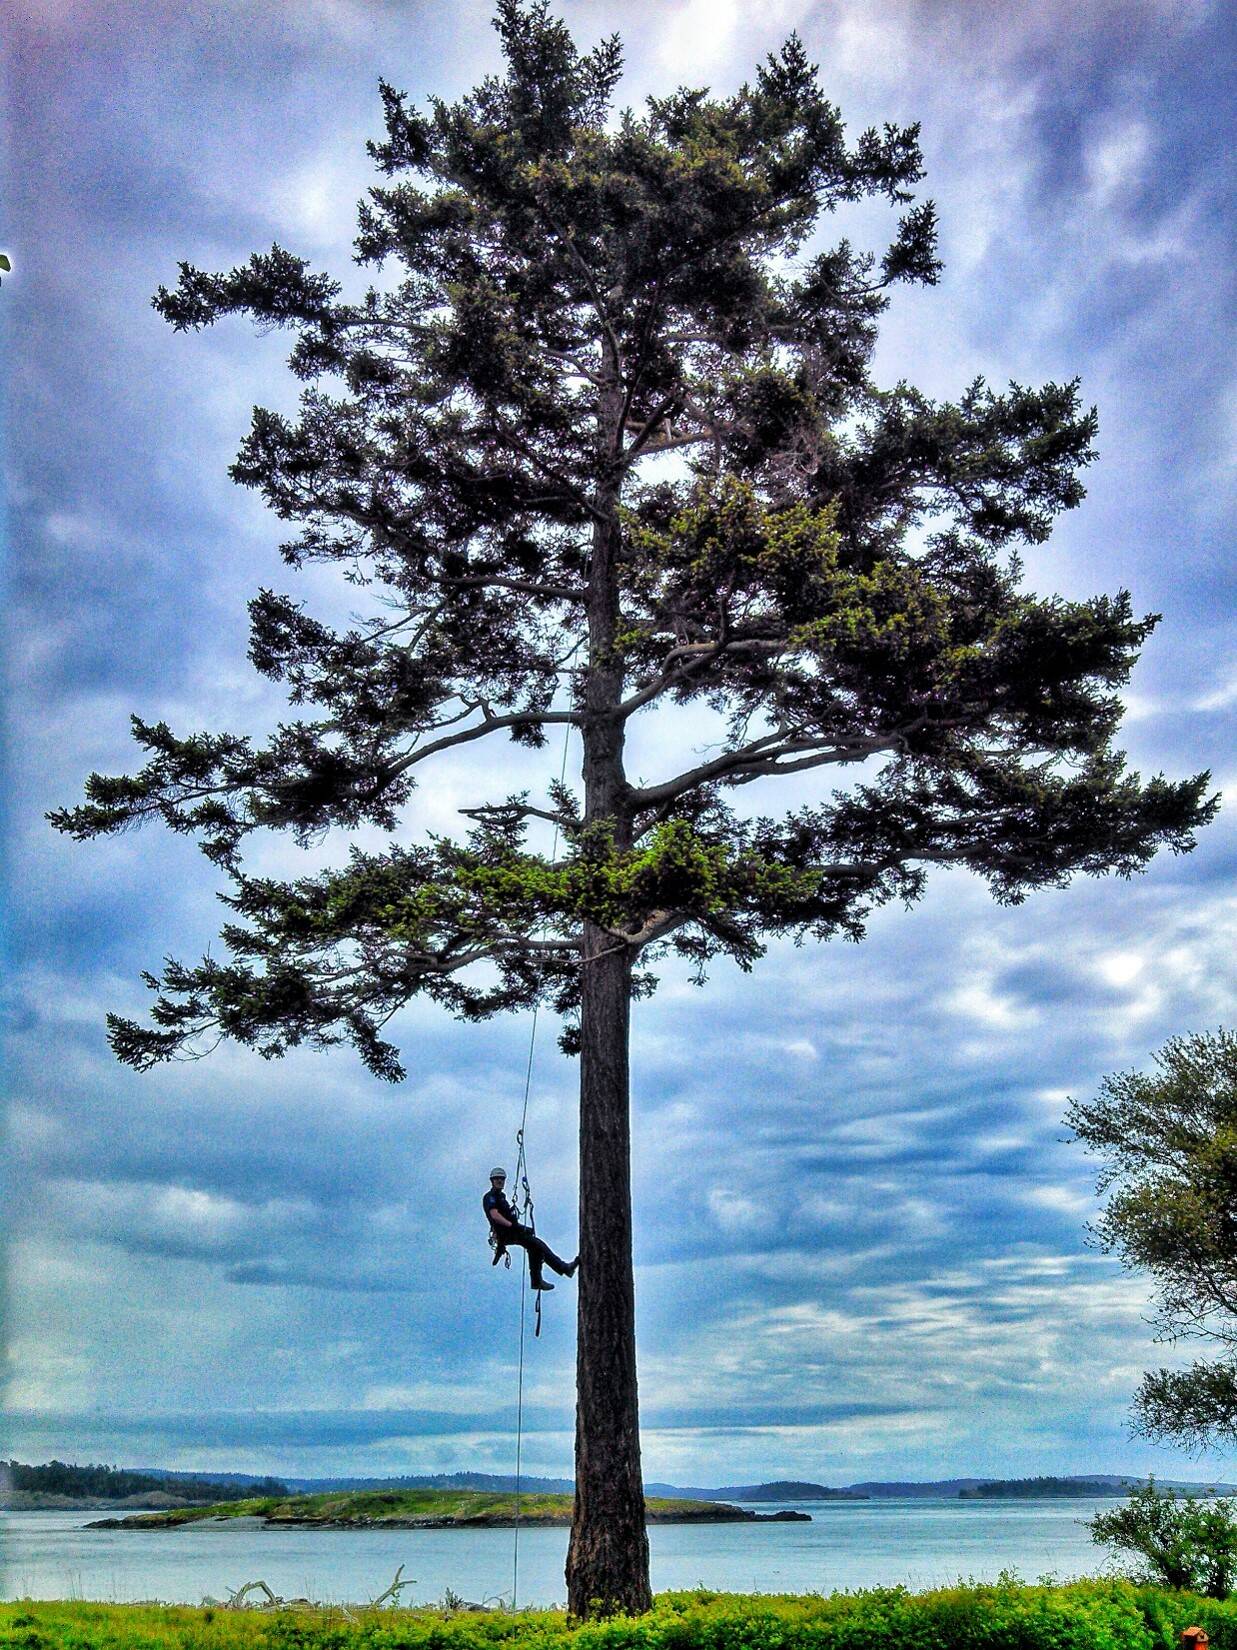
top-left (510, 719), bottom-right (572, 1611)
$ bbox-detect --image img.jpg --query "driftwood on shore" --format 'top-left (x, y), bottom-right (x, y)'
top-left (202, 1566), bottom-right (417, 1614)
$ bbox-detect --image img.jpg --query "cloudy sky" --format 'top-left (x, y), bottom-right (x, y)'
top-left (4, 0), bottom-right (1236, 1489)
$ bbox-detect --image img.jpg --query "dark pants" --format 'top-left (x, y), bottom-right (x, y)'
top-left (500, 1223), bottom-right (571, 1286)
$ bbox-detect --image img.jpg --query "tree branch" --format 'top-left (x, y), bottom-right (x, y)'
top-left (629, 731), bottom-right (893, 811)
top-left (484, 932), bottom-right (581, 954)
top-left (542, 348), bottom-right (607, 388)
top-left (726, 743), bottom-right (888, 785)
top-left (386, 708), bottom-right (578, 777)
top-left (541, 215), bottom-right (624, 372)
top-left (622, 394), bottom-right (681, 464)
top-left (619, 909), bottom-right (689, 951)
top-left (427, 571), bottom-right (586, 603)
top-left (627, 426), bottom-right (715, 456)
top-left (616, 636), bottom-right (786, 721)
top-left (459, 801), bottom-right (577, 831)
top-left (483, 409), bottom-right (602, 521)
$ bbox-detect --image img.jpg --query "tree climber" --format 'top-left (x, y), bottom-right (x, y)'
top-left (484, 1168), bottom-right (578, 1291)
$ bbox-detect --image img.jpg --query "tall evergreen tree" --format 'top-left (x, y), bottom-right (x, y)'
top-left (54, 1), bottom-right (1215, 1613)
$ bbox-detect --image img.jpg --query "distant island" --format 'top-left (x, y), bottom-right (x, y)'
top-left (87, 1488), bottom-right (811, 1530)
top-left (959, 1477), bottom-right (1127, 1499)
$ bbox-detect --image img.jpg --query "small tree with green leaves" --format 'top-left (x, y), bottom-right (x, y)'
top-left (1090, 1480), bottom-right (1237, 1598)
top-left (1069, 1030), bottom-right (1237, 1455)
top-left (53, 1), bottom-right (1215, 1614)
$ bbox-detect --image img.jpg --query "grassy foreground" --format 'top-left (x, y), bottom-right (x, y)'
top-left (86, 1490), bottom-right (752, 1530)
top-left (4, 1582), bottom-right (1237, 1650)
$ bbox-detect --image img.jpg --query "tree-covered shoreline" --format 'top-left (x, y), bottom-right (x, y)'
top-left (2, 1460), bottom-right (288, 1506)
top-left (960, 1476), bottom-right (1128, 1499)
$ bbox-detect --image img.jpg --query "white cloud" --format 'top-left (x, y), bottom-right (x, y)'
top-left (949, 978), bottom-right (1038, 1033)
top-left (1094, 949), bottom-right (1145, 988)
top-left (1023, 1183), bottom-right (1095, 1218)
top-left (1195, 668), bottom-right (1237, 712)
top-left (783, 1037), bottom-right (819, 1059)
top-left (1086, 114), bottom-right (1151, 207)
top-left (706, 1187), bottom-right (772, 1234)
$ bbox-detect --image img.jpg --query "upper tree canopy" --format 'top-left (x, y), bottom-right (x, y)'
top-left (53, 0), bottom-right (1215, 1079)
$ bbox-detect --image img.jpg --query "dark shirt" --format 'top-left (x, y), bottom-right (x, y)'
top-left (484, 1187), bottom-right (518, 1237)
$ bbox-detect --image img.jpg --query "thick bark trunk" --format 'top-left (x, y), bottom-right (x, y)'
top-left (565, 928), bottom-right (651, 1616)
top-left (564, 350), bottom-right (653, 1617)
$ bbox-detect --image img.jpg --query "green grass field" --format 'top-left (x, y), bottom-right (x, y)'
top-left (3, 1581), bottom-right (1237, 1650)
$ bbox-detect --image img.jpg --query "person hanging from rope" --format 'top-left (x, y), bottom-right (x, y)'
top-left (484, 1168), bottom-right (578, 1291)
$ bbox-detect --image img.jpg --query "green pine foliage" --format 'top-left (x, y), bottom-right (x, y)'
top-left (52, 0), bottom-right (1214, 1083)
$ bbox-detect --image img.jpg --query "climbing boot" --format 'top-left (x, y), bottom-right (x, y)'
top-left (565, 1257), bottom-right (579, 1277)
top-left (533, 1279), bottom-right (555, 1291)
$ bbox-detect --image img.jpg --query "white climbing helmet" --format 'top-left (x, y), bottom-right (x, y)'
top-left (490, 1166), bottom-right (507, 1179)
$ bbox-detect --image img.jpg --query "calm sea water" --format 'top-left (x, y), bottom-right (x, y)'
top-left (0, 1500), bottom-right (1121, 1609)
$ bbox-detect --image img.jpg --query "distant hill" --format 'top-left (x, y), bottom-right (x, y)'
top-left (646, 1480), bottom-right (864, 1501)
top-left (139, 1468), bottom-right (577, 1495)
top-left (139, 1469), bottom-right (846, 1499)
top-left (961, 1476), bottom-right (1127, 1499)
top-left (959, 1475), bottom-right (1237, 1500)
top-left (61, 1464), bottom-right (1237, 1504)
top-left (847, 1480), bottom-right (986, 1498)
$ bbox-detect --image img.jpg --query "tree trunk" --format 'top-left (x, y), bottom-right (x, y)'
top-left (565, 926), bottom-right (651, 1616)
top-left (565, 347), bottom-right (653, 1616)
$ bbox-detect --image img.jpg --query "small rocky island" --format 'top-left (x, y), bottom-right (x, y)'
top-left (88, 1487), bottom-right (811, 1530)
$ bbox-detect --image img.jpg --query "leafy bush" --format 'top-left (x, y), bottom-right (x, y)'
top-left (1090, 1481), bottom-right (1237, 1597)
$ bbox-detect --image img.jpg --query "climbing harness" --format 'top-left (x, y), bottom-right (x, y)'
top-left (485, 994), bottom-right (548, 1338)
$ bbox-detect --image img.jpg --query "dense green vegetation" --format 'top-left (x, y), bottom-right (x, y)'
top-left (3, 1461), bottom-right (288, 1503)
top-left (1090, 1482), bottom-right (1237, 1597)
top-left (962, 1477), bottom-right (1124, 1499)
top-left (1068, 1030), bottom-right (1237, 1453)
top-left (89, 1488), bottom-right (744, 1529)
top-left (4, 1581), bottom-right (1237, 1649)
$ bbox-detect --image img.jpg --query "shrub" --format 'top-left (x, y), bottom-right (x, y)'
top-left (1, 1583), bottom-right (1235, 1650)
top-left (1090, 1482), bottom-right (1237, 1598)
